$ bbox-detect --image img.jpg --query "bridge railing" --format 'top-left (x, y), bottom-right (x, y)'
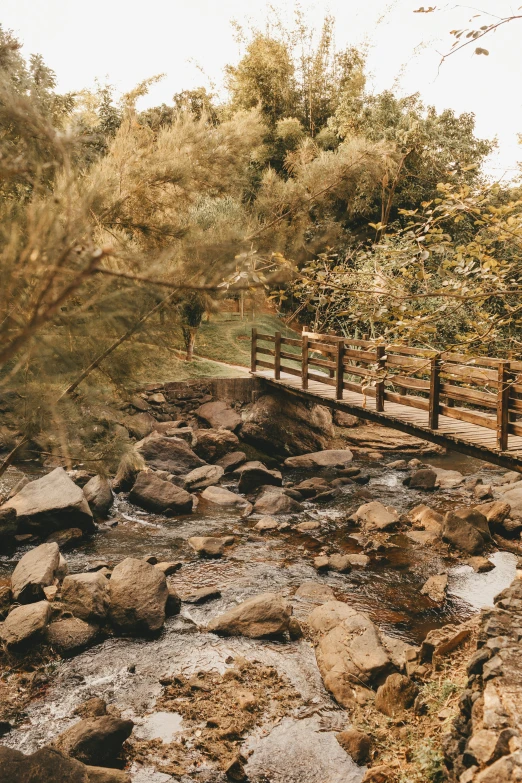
top-left (251, 328), bottom-right (520, 452)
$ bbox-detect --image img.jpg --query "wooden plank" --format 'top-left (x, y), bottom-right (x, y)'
top-left (251, 327), bottom-right (257, 372)
top-left (343, 348), bottom-right (377, 362)
top-left (439, 404), bottom-right (496, 430)
top-left (509, 398), bottom-right (522, 413)
top-left (384, 391), bottom-right (430, 411)
top-left (307, 371), bottom-right (336, 387)
top-left (274, 331), bottom-right (281, 380)
top-left (307, 340), bottom-right (338, 354)
top-left (303, 331), bottom-right (343, 344)
top-left (280, 336), bottom-right (302, 347)
top-left (343, 380), bottom-right (375, 396)
top-left (307, 356), bottom-right (336, 370)
top-left (256, 333), bottom-right (276, 343)
top-left (440, 363), bottom-right (498, 383)
top-left (302, 334), bottom-right (309, 391)
top-left (280, 349), bottom-right (301, 361)
top-left (441, 352), bottom-right (501, 368)
top-left (509, 422), bottom-right (522, 437)
top-left (497, 362), bottom-right (510, 450)
top-left (335, 340), bottom-right (344, 400)
top-left (386, 344), bottom-right (438, 358)
top-left (256, 359), bottom-right (275, 370)
top-left (439, 383), bottom-right (497, 408)
top-left (375, 345), bottom-right (386, 412)
top-left (429, 355), bottom-right (441, 429)
top-left (385, 354), bottom-right (430, 370)
top-left (279, 364), bottom-right (303, 379)
top-left (342, 338), bottom-right (376, 348)
top-left (388, 375), bottom-right (430, 392)
top-left (343, 364), bottom-right (378, 379)
top-left (256, 346), bottom-right (275, 357)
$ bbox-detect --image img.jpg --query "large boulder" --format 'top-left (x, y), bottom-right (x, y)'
top-left (1, 601), bottom-right (51, 647)
top-left (46, 618), bottom-right (99, 657)
top-left (200, 485), bottom-right (251, 509)
top-left (128, 472), bottom-right (193, 516)
top-left (442, 508), bottom-right (491, 554)
top-left (46, 528), bottom-right (85, 550)
top-left (193, 429), bottom-right (240, 462)
top-left (240, 391), bottom-right (335, 459)
top-left (207, 592), bottom-right (292, 638)
top-left (196, 400), bottom-right (241, 432)
top-left (215, 451), bottom-right (246, 473)
top-left (0, 507), bottom-right (17, 546)
top-left (11, 542), bottom-right (61, 603)
top-left (1, 468), bottom-right (94, 535)
top-left (408, 469), bottom-right (437, 490)
top-left (0, 745), bottom-right (131, 783)
top-left (354, 501), bottom-right (399, 532)
top-left (475, 500), bottom-right (511, 526)
top-left (183, 464), bottom-right (224, 491)
top-left (284, 449), bottom-right (353, 469)
top-left (135, 432), bottom-right (205, 475)
top-left (109, 558), bottom-right (168, 634)
top-left (253, 488), bottom-right (304, 515)
top-left (308, 601), bottom-right (393, 707)
top-left (61, 572), bottom-right (109, 622)
top-left (497, 483), bottom-right (522, 519)
top-left (428, 466), bottom-right (464, 489)
top-left (53, 715), bottom-right (134, 766)
top-left (238, 466), bottom-right (282, 494)
top-left (83, 476), bottom-right (113, 521)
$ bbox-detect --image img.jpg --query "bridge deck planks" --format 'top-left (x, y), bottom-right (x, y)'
top-left (253, 369), bottom-right (522, 469)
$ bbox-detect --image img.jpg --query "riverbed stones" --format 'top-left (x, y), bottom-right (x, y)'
top-left (46, 617), bottom-right (99, 657)
top-left (0, 745), bottom-right (131, 783)
top-left (295, 582), bottom-right (335, 602)
top-left (335, 729), bottom-right (372, 764)
top-left (362, 764), bottom-right (395, 782)
top-left (207, 592), bottom-right (292, 638)
top-left (183, 464), bottom-right (224, 491)
top-left (284, 449), bottom-right (353, 469)
top-left (200, 486), bottom-right (250, 511)
top-left (62, 572), bottom-right (110, 621)
top-left (11, 542), bottom-right (61, 603)
top-left (46, 527), bottom-right (85, 550)
top-left (0, 584), bottom-right (11, 619)
top-left (475, 500), bottom-right (511, 526)
top-left (53, 715), bottom-right (134, 766)
top-left (254, 515), bottom-right (279, 531)
top-left (408, 468), bottom-right (437, 490)
top-left (135, 432), bottom-right (205, 474)
top-left (194, 429), bottom-right (240, 462)
top-left (253, 487), bottom-right (303, 515)
top-left (238, 465), bottom-right (282, 493)
top-left (429, 466), bottom-right (464, 489)
top-left (442, 508), bottom-right (491, 554)
top-left (83, 475), bottom-right (113, 520)
top-left (327, 554), bottom-right (353, 573)
top-left (1, 600), bottom-right (51, 647)
top-left (128, 471), bottom-right (193, 515)
top-left (0, 507), bottom-right (17, 545)
top-left (421, 573), bottom-right (448, 603)
top-left (408, 504), bottom-right (443, 535)
top-left (354, 501), bottom-right (399, 532)
top-left (109, 558), bottom-right (168, 634)
top-left (468, 556), bottom-right (495, 573)
top-left (420, 623), bottom-right (471, 663)
top-left (196, 400), bottom-right (241, 431)
top-left (215, 450), bottom-right (246, 473)
top-left (375, 673), bottom-right (419, 717)
top-left (293, 477), bottom-right (331, 498)
top-left (308, 601), bottom-right (393, 705)
top-left (188, 535), bottom-right (235, 557)
top-left (1, 467), bottom-right (95, 535)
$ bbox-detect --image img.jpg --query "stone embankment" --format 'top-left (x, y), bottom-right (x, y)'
top-left (444, 576), bottom-right (522, 782)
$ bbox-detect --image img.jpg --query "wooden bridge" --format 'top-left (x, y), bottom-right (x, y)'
top-left (250, 328), bottom-right (522, 471)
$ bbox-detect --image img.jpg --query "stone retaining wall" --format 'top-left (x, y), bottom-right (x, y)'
top-left (444, 576), bottom-right (522, 781)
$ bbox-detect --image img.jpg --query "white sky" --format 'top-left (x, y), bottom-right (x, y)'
top-left (2, 0), bottom-right (522, 177)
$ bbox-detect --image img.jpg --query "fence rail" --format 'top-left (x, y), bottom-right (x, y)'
top-left (251, 328), bottom-right (521, 453)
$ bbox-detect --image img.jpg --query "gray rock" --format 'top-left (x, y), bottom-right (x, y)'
top-left (207, 592), bottom-right (291, 638)
top-left (238, 466), bottom-right (282, 494)
top-left (196, 400), bottom-right (241, 431)
top-left (188, 536), bottom-right (234, 557)
top-left (11, 542), bottom-right (61, 603)
top-left (53, 715), bottom-right (134, 766)
top-left (83, 476), bottom-right (113, 520)
top-left (284, 449), bottom-right (353, 469)
top-left (46, 617), bottom-right (99, 657)
top-left (215, 451), bottom-right (247, 473)
top-left (193, 429), bottom-right (240, 462)
top-left (354, 501), bottom-right (399, 532)
top-left (62, 572), bottom-right (109, 621)
top-left (408, 469), bottom-right (437, 490)
top-left (253, 488), bottom-right (304, 515)
top-left (128, 471), bottom-right (193, 515)
top-left (135, 432), bottom-right (205, 474)
top-left (442, 508), bottom-right (491, 554)
top-left (254, 515), bottom-right (279, 531)
top-left (183, 464), bottom-right (224, 491)
top-left (0, 507), bottom-right (17, 545)
top-left (1, 600), bottom-right (51, 647)
top-left (1, 468), bottom-right (94, 535)
top-left (46, 528), bottom-right (84, 550)
top-left (109, 558), bottom-right (168, 634)
top-left (200, 485), bottom-right (250, 508)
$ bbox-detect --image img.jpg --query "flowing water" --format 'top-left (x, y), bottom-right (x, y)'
top-left (0, 451), bottom-right (518, 781)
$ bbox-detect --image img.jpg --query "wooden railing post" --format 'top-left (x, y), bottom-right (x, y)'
top-left (375, 344), bottom-right (386, 412)
top-left (497, 361), bottom-right (510, 451)
top-left (251, 328), bottom-right (257, 373)
top-left (428, 354), bottom-right (441, 429)
top-left (274, 331), bottom-right (281, 380)
top-left (335, 339), bottom-right (344, 400)
top-left (302, 333), bottom-right (309, 390)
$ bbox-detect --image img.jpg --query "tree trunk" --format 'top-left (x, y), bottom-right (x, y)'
top-left (185, 329), bottom-right (197, 361)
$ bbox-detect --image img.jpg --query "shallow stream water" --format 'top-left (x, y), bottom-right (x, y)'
top-left (0, 451), bottom-right (518, 781)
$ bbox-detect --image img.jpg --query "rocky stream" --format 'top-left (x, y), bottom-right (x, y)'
top-left (1, 381), bottom-right (522, 783)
